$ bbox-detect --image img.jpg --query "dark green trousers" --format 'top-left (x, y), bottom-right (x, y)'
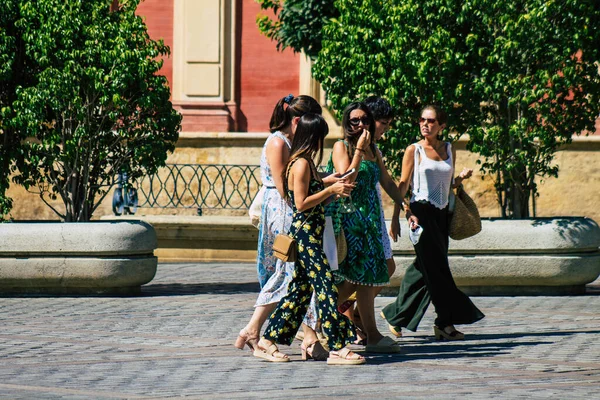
top-left (382, 201), bottom-right (485, 331)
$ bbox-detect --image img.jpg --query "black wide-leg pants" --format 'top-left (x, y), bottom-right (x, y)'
top-left (382, 201), bottom-right (484, 331)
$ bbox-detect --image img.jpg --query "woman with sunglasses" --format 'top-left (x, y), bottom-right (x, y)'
top-left (327, 101), bottom-right (407, 353)
top-left (380, 105), bottom-right (485, 340)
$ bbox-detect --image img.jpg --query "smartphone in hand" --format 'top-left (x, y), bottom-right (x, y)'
top-left (338, 168), bottom-right (356, 179)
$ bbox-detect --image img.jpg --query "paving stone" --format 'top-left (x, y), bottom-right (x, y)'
top-left (0, 262), bottom-right (598, 399)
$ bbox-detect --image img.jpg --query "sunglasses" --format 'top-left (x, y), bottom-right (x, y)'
top-left (419, 117), bottom-right (437, 124)
top-left (349, 117), bottom-right (371, 126)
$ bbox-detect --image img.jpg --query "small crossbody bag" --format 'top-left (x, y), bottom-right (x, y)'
top-left (272, 159), bottom-right (318, 262)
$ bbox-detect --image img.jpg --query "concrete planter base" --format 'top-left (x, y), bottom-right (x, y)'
top-left (0, 220), bottom-right (157, 295)
top-left (103, 215), bottom-right (259, 262)
top-left (388, 217), bottom-right (600, 295)
top-left (101, 215), bottom-right (600, 296)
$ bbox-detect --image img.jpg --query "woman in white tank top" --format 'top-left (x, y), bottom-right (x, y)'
top-left (380, 105), bottom-right (485, 340)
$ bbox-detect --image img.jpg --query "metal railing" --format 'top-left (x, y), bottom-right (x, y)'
top-left (112, 164), bottom-right (261, 216)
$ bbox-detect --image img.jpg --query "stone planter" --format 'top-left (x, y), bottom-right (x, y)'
top-left (388, 217), bottom-right (600, 295)
top-left (0, 220), bottom-right (157, 295)
top-left (103, 215), bottom-right (260, 262)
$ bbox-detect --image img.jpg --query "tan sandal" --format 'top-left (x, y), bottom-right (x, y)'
top-left (301, 340), bottom-right (328, 361)
top-left (326, 347), bottom-right (365, 365)
top-left (234, 328), bottom-right (258, 352)
top-left (380, 311), bottom-right (402, 338)
top-left (433, 325), bottom-right (465, 341)
top-left (253, 339), bottom-right (290, 362)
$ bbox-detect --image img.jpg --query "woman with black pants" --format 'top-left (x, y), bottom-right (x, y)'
top-left (381, 105), bottom-right (484, 340)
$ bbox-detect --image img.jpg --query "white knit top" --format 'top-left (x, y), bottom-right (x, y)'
top-left (410, 142), bottom-right (454, 209)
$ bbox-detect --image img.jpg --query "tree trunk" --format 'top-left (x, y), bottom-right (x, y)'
top-left (508, 163), bottom-right (530, 219)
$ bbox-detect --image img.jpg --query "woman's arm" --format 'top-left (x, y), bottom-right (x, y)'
top-left (391, 145), bottom-right (415, 218)
top-left (292, 158), bottom-right (353, 212)
top-left (375, 148), bottom-right (405, 208)
top-left (331, 130), bottom-right (371, 183)
top-left (450, 145), bottom-right (473, 188)
top-left (265, 137), bottom-right (290, 198)
top-left (389, 145), bottom-right (418, 241)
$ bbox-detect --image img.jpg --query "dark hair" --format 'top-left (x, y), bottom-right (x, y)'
top-left (341, 102), bottom-right (376, 159)
top-left (269, 95), bottom-right (322, 133)
top-left (364, 96), bottom-right (394, 121)
top-left (282, 113), bottom-right (329, 198)
top-left (421, 104), bottom-right (448, 126)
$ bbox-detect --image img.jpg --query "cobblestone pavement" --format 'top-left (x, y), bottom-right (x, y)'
top-left (0, 263), bottom-right (598, 399)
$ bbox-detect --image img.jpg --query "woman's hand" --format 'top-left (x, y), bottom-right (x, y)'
top-left (322, 173), bottom-right (343, 186)
top-left (389, 217), bottom-right (401, 242)
top-left (458, 167), bottom-right (473, 180)
top-left (329, 180), bottom-right (354, 198)
top-left (356, 129), bottom-right (371, 151)
top-left (407, 214), bottom-right (419, 230)
top-left (454, 167), bottom-right (473, 188)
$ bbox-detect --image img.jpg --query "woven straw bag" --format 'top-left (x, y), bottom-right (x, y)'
top-left (449, 185), bottom-right (481, 240)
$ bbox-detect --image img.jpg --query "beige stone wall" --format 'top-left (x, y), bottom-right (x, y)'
top-left (6, 135), bottom-right (600, 223)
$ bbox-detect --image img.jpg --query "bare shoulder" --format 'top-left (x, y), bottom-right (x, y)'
top-left (291, 157), bottom-right (310, 172)
top-left (266, 136), bottom-right (286, 151)
top-left (333, 140), bottom-right (347, 152)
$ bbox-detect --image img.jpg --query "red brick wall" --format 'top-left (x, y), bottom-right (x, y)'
top-left (137, 1), bottom-right (298, 132)
top-left (239, 1), bottom-right (299, 132)
top-left (137, 0), bottom-right (173, 92)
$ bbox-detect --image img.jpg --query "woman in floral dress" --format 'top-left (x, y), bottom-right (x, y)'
top-left (255, 113), bottom-right (364, 365)
top-left (235, 95), bottom-right (324, 353)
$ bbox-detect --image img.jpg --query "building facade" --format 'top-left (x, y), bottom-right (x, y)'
top-left (137, 0), bottom-right (322, 133)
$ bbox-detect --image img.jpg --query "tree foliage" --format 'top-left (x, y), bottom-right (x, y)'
top-left (256, 0), bottom-right (337, 60)
top-left (1, 0), bottom-right (181, 221)
top-left (312, 0), bottom-right (600, 218)
top-left (0, 0), bottom-right (38, 217)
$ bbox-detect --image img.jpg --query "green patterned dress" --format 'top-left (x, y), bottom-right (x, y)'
top-left (326, 145), bottom-right (389, 286)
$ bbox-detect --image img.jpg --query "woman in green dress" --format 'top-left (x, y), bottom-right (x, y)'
top-left (329, 102), bottom-right (407, 353)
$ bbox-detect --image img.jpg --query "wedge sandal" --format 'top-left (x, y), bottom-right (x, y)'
top-left (253, 339), bottom-right (290, 362)
top-left (326, 347), bottom-right (365, 365)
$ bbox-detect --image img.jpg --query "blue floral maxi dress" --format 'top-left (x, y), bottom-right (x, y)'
top-left (255, 132), bottom-right (318, 328)
top-left (263, 159), bottom-right (356, 350)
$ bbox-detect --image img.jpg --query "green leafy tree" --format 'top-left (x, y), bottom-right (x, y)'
top-left (0, 0), bottom-right (38, 217)
top-left (4, 0), bottom-right (181, 222)
top-left (256, 0), bottom-right (337, 60)
top-left (312, 0), bottom-right (600, 218)
top-left (463, 1), bottom-right (600, 218)
top-left (313, 0), bottom-right (486, 179)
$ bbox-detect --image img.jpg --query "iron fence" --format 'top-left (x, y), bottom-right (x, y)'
top-left (113, 164), bottom-right (261, 216)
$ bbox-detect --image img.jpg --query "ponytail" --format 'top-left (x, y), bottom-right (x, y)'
top-left (269, 94), bottom-right (322, 133)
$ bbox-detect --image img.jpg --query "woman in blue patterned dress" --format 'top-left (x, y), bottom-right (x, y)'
top-left (235, 95), bottom-right (332, 355)
top-left (255, 113), bottom-right (364, 365)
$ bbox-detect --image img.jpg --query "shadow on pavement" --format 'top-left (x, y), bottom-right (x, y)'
top-left (356, 329), bottom-right (600, 365)
top-left (361, 341), bottom-right (544, 365)
top-left (141, 282), bottom-right (260, 296)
